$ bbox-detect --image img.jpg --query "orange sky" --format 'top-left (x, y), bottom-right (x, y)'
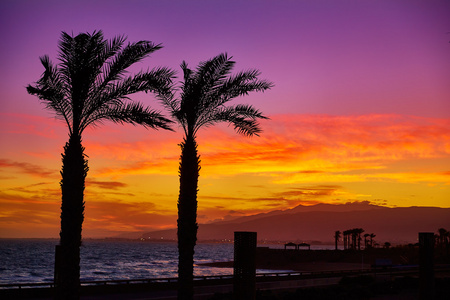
top-left (1, 113), bottom-right (449, 238)
top-left (1, 0), bottom-right (450, 238)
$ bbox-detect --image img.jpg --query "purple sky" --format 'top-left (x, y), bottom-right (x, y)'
top-left (1, 0), bottom-right (449, 118)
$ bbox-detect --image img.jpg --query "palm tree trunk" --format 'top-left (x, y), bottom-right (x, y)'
top-left (55, 134), bottom-right (88, 300)
top-left (177, 135), bottom-right (200, 300)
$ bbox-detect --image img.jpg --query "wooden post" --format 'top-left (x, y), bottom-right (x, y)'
top-left (233, 231), bottom-right (257, 300)
top-left (419, 232), bottom-right (435, 299)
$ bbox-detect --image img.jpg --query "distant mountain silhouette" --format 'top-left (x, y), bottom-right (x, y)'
top-left (141, 203), bottom-right (450, 244)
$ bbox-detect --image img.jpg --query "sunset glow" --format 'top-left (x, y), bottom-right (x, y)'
top-left (1, 0), bottom-right (449, 238)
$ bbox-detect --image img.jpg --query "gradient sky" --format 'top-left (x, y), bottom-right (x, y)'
top-left (1, 0), bottom-right (449, 238)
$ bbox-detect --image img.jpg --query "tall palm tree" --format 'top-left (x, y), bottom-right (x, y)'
top-left (160, 53), bottom-right (272, 300)
top-left (27, 31), bottom-right (174, 299)
top-left (334, 230), bottom-right (341, 251)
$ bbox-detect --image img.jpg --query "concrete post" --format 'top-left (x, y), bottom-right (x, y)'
top-left (54, 245), bottom-right (61, 285)
top-left (233, 231), bottom-right (257, 300)
top-left (419, 232), bottom-right (434, 299)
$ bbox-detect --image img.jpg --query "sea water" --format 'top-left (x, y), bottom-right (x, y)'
top-left (0, 239), bottom-right (234, 284)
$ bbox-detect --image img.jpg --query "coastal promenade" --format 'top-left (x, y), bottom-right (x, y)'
top-left (2, 265), bottom-right (445, 300)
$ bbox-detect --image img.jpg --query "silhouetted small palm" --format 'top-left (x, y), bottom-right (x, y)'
top-left (27, 30), bottom-right (174, 300)
top-left (370, 233), bottom-right (376, 248)
top-left (334, 230), bottom-right (341, 250)
top-left (160, 53), bottom-right (272, 300)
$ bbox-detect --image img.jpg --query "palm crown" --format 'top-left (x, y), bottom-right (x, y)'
top-left (27, 31), bottom-right (175, 135)
top-left (162, 53), bottom-right (273, 137)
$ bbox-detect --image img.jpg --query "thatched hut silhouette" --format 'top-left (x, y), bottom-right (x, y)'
top-left (298, 242), bottom-right (311, 250)
top-left (284, 242), bottom-right (297, 250)
top-left (284, 242), bottom-right (311, 250)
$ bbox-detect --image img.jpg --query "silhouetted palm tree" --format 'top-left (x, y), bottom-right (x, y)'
top-left (437, 228), bottom-right (449, 248)
top-left (343, 230), bottom-right (350, 250)
top-left (27, 31), bottom-right (174, 300)
top-left (344, 228), bottom-right (364, 250)
top-left (364, 233), bottom-right (370, 249)
top-left (334, 230), bottom-right (341, 250)
top-left (160, 53), bottom-right (272, 300)
top-left (355, 228), bottom-right (364, 250)
top-left (370, 233), bottom-right (376, 248)
top-left (348, 228), bottom-right (358, 250)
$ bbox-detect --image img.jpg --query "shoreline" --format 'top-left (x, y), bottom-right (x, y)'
top-left (198, 245), bottom-right (441, 273)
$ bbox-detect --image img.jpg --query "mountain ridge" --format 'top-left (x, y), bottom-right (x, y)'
top-left (138, 203), bottom-right (450, 244)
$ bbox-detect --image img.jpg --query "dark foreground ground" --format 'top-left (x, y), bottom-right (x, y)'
top-left (209, 275), bottom-right (450, 300)
top-left (3, 247), bottom-right (449, 299)
top-left (4, 266), bottom-right (449, 300)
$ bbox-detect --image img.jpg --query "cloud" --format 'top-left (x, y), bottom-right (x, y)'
top-left (196, 184), bottom-right (345, 217)
top-left (95, 159), bottom-right (179, 177)
top-left (2, 113), bottom-right (449, 237)
top-left (64, 114), bottom-right (450, 182)
top-left (0, 190), bottom-right (60, 236)
top-left (86, 179), bottom-right (128, 190)
top-left (83, 200), bottom-right (177, 234)
top-left (0, 188), bottom-right (178, 238)
top-left (204, 114), bottom-right (449, 165)
top-left (0, 113), bottom-right (66, 139)
top-left (273, 185), bottom-right (342, 198)
top-left (0, 158), bottom-right (57, 178)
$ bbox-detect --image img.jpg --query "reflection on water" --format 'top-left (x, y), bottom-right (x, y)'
top-left (1, 239), bottom-right (332, 284)
top-left (0, 239), bottom-right (234, 284)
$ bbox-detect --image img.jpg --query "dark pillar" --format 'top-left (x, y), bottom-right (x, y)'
top-left (419, 232), bottom-right (435, 299)
top-left (233, 231), bottom-right (257, 300)
top-left (54, 244), bottom-right (62, 299)
top-left (54, 245), bottom-right (61, 284)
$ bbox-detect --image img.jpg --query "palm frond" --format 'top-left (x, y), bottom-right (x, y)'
top-left (196, 104), bottom-right (267, 136)
top-left (27, 55), bottom-right (73, 133)
top-left (29, 30), bottom-right (173, 135)
top-left (100, 40), bottom-right (163, 85)
top-left (164, 53), bottom-right (273, 137)
top-left (57, 31), bottom-right (108, 133)
top-left (80, 67), bottom-right (175, 131)
top-left (211, 70), bottom-right (273, 105)
top-left (230, 104), bottom-right (269, 120)
top-left (87, 102), bottom-right (174, 131)
top-left (106, 68), bottom-right (174, 100)
top-left (195, 53), bottom-right (234, 88)
top-left (194, 54), bottom-right (235, 110)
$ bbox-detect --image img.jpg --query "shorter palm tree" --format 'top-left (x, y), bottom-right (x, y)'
top-left (160, 53), bottom-right (272, 300)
